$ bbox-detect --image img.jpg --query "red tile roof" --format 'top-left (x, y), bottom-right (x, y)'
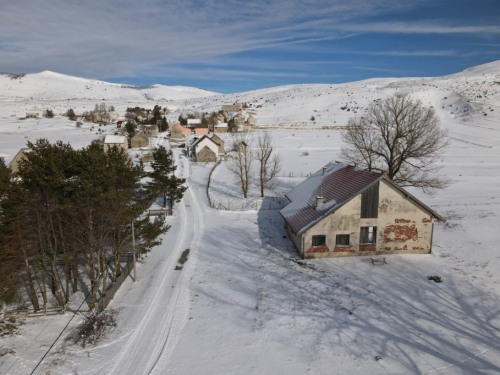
top-left (281, 162), bottom-right (381, 235)
top-left (281, 162), bottom-right (444, 235)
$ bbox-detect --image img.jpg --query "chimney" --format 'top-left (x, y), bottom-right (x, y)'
top-left (322, 167), bottom-right (328, 175)
top-left (316, 196), bottom-right (324, 207)
top-left (382, 170), bottom-right (388, 176)
top-left (354, 163), bottom-right (359, 167)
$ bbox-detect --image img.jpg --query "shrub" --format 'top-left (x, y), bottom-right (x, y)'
top-left (73, 309), bottom-right (117, 348)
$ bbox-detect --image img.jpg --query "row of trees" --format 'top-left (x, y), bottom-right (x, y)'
top-left (226, 132), bottom-right (281, 198)
top-left (0, 141), bottom-right (185, 311)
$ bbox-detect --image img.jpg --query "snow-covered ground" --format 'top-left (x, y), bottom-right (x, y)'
top-left (1, 61), bottom-right (500, 374)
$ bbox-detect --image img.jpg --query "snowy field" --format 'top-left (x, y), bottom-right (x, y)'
top-left (1, 62), bottom-right (500, 374)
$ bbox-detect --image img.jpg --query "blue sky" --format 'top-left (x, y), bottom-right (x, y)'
top-left (1, 0), bottom-right (499, 93)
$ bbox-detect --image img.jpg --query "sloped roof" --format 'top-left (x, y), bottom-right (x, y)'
top-left (104, 135), bottom-right (126, 144)
top-left (210, 134), bottom-right (224, 145)
top-left (192, 135), bottom-right (218, 148)
top-left (281, 162), bottom-right (444, 235)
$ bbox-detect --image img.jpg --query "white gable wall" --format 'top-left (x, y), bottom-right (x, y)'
top-left (195, 137), bottom-right (218, 156)
top-left (296, 179), bottom-right (435, 259)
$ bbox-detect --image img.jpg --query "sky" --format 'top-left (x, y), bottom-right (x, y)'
top-left (1, 0), bottom-right (499, 93)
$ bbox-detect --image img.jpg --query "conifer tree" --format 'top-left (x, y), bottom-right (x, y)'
top-left (147, 146), bottom-right (186, 208)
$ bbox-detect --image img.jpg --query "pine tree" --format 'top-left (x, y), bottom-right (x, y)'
top-left (147, 146), bottom-right (186, 208)
top-left (159, 117), bottom-right (169, 132)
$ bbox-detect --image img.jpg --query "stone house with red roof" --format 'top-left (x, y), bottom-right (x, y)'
top-left (280, 162), bottom-right (445, 259)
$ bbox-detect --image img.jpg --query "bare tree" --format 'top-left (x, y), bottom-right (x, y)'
top-left (227, 133), bottom-right (253, 198)
top-left (254, 132), bottom-right (281, 197)
top-left (341, 93), bottom-right (449, 193)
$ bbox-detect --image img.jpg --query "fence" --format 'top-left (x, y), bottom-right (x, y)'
top-left (4, 305), bottom-right (65, 320)
top-left (280, 171), bottom-right (311, 178)
top-left (210, 196), bottom-right (288, 211)
top-left (206, 159), bottom-right (222, 207)
top-left (95, 257), bottom-right (134, 313)
top-left (4, 255), bottom-right (136, 319)
top-left (148, 208), bottom-right (172, 216)
top-left (206, 157), bottom-right (290, 212)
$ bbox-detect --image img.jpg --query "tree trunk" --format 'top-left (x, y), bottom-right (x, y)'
top-left (17, 225), bottom-right (40, 311)
top-left (50, 263), bottom-right (65, 307)
top-left (24, 259), bottom-right (40, 312)
top-left (72, 262), bottom-right (78, 293)
top-left (101, 254), bottom-right (107, 297)
top-left (40, 262), bottom-right (48, 306)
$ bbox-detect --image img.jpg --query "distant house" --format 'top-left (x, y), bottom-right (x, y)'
top-left (216, 114), bottom-right (226, 123)
top-left (187, 118), bottom-right (202, 126)
top-left (193, 124), bottom-right (209, 135)
top-left (104, 135), bottom-right (128, 152)
top-left (214, 123), bottom-right (228, 133)
top-left (221, 104), bottom-right (243, 112)
top-left (170, 122), bottom-right (192, 138)
top-left (191, 135), bottom-right (219, 162)
top-left (281, 162), bottom-right (445, 259)
top-left (233, 113), bottom-right (245, 126)
top-left (210, 134), bottom-right (225, 155)
top-left (131, 133), bottom-right (149, 148)
top-left (8, 148), bottom-right (31, 174)
top-left (26, 113), bottom-right (39, 119)
top-left (244, 115), bottom-right (256, 131)
top-left (237, 141), bottom-right (248, 154)
top-left (116, 120), bottom-right (123, 128)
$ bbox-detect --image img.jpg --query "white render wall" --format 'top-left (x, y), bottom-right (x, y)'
top-left (195, 137), bottom-right (218, 156)
top-left (298, 179), bottom-right (435, 259)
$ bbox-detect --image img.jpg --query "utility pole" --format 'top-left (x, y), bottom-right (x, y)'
top-left (132, 220), bottom-right (137, 282)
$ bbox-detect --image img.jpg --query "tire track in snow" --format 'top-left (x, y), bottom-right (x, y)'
top-left (147, 152), bottom-right (204, 374)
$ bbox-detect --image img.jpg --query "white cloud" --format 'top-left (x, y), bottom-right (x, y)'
top-left (0, 0), bottom-right (497, 82)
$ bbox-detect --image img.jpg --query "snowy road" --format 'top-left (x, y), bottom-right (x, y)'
top-left (107, 148), bottom-right (202, 375)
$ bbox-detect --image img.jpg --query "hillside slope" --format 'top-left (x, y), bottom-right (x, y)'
top-left (0, 71), bottom-right (217, 102)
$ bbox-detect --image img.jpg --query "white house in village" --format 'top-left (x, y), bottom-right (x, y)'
top-left (189, 135), bottom-right (220, 162)
top-left (103, 134), bottom-right (128, 152)
top-left (280, 162), bottom-right (445, 259)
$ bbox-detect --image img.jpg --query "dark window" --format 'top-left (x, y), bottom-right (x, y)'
top-left (336, 234), bottom-right (350, 246)
top-left (312, 235), bottom-right (326, 246)
top-left (360, 227), bottom-right (377, 244)
top-left (361, 182), bottom-right (379, 218)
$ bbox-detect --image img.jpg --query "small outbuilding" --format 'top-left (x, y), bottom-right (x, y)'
top-left (214, 123), bottom-right (228, 133)
top-left (281, 162), bottom-right (445, 259)
top-left (237, 141), bottom-right (248, 154)
top-left (131, 133), bottom-right (149, 148)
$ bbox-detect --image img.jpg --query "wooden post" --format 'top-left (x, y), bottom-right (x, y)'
top-left (132, 221), bottom-right (137, 282)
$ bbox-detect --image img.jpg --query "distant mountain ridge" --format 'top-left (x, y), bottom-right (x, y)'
top-left (0, 70), bottom-right (218, 101)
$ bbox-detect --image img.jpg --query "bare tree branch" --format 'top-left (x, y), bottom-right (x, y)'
top-left (254, 132), bottom-right (281, 197)
top-left (341, 93), bottom-right (449, 193)
top-left (226, 133), bottom-right (253, 198)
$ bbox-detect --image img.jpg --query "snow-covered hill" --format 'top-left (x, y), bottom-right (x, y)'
top-left (0, 70), bottom-right (217, 102)
top-left (167, 60), bottom-right (500, 133)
